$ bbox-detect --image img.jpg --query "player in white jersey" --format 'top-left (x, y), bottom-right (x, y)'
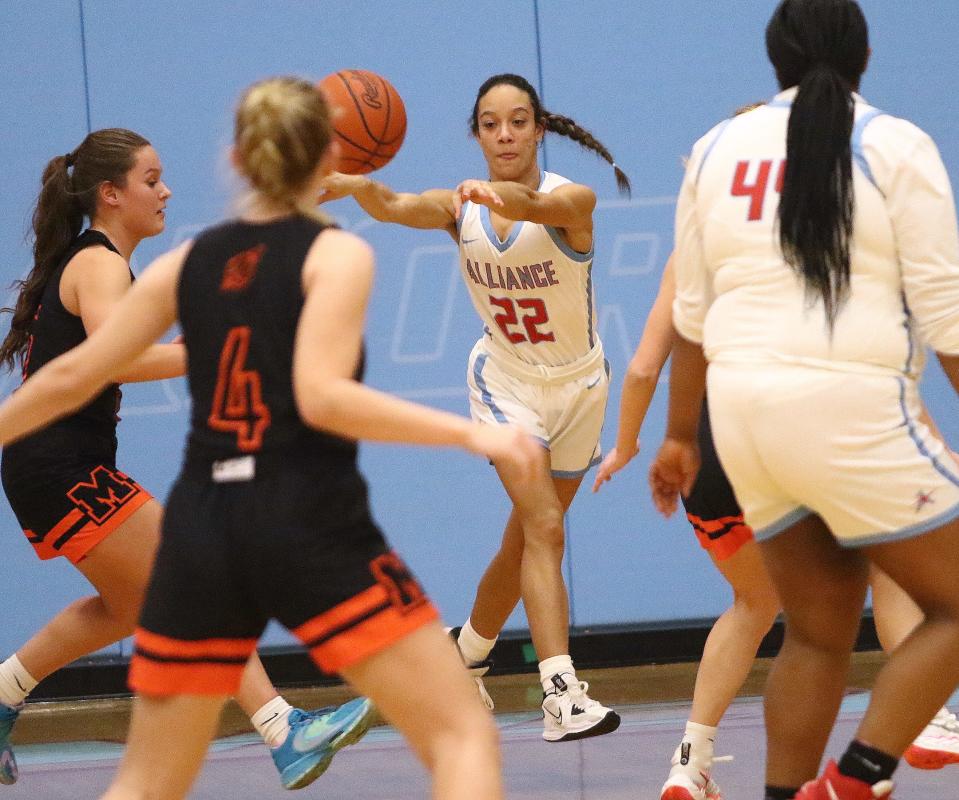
top-left (320, 73), bottom-right (629, 742)
top-left (649, 2), bottom-right (959, 799)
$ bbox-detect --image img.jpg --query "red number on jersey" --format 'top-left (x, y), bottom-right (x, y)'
top-left (730, 159), bottom-right (787, 221)
top-left (490, 296), bottom-right (525, 344)
top-left (208, 326), bottom-right (271, 452)
top-left (489, 296), bottom-right (554, 344)
top-left (516, 298), bottom-right (556, 343)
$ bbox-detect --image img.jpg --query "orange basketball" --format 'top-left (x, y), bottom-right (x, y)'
top-left (318, 70), bottom-right (407, 174)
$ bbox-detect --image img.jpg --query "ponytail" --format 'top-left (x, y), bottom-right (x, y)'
top-left (766, 0), bottom-right (869, 331)
top-left (0, 129), bottom-right (149, 371)
top-left (778, 65), bottom-right (855, 329)
top-left (0, 154), bottom-right (84, 371)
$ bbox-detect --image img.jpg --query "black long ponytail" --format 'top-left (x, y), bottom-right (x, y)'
top-left (766, 0), bottom-right (869, 330)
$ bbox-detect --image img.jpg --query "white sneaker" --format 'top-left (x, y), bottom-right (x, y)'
top-left (905, 707), bottom-right (959, 770)
top-left (446, 626), bottom-right (495, 711)
top-left (541, 673), bottom-right (620, 742)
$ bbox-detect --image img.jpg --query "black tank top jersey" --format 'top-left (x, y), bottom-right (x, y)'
top-left (20, 230), bottom-right (126, 439)
top-left (178, 215), bottom-right (363, 466)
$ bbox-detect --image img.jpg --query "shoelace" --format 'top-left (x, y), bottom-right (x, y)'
top-left (565, 680), bottom-right (602, 709)
top-left (933, 708), bottom-right (959, 733)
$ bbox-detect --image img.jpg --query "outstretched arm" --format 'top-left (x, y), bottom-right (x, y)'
top-left (292, 229), bottom-right (540, 474)
top-left (319, 172), bottom-right (457, 236)
top-left (593, 254), bottom-right (677, 492)
top-left (0, 246), bottom-right (185, 445)
top-left (454, 180), bottom-right (595, 234)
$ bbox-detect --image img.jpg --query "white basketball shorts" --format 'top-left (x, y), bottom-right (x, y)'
top-left (466, 337), bottom-right (609, 478)
top-left (707, 362), bottom-right (959, 547)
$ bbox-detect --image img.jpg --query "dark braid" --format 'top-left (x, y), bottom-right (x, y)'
top-left (470, 73), bottom-right (630, 196)
top-left (542, 111), bottom-right (631, 196)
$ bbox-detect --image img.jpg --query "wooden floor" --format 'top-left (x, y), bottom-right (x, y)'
top-left (14, 652), bottom-right (889, 745)
top-left (7, 652), bottom-right (957, 798)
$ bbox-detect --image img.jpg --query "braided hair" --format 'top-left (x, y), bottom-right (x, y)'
top-left (470, 73), bottom-right (630, 196)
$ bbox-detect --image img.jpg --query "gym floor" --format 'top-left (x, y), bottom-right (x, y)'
top-left (7, 654), bottom-right (956, 798)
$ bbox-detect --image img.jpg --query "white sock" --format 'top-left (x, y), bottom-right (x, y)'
top-left (539, 654), bottom-right (575, 693)
top-left (675, 720), bottom-right (717, 773)
top-left (0, 655), bottom-right (37, 707)
top-left (457, 619), bottom-right (497, 665)
top-left (251, 696), bottom-right (294, 748)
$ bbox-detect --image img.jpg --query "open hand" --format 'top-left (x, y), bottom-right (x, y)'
top-left (453, 179), bottom-right (504, 217)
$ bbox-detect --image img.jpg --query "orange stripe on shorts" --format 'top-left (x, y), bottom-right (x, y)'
top-left (687, 513), bottom-right (754, 561)
top-left (298, 595), bottom-right (439, 674)
top-left (28, 488), bottom-right (153, 565)
top-left (128, 654), bottom-right (247, 696)
top-left (134, 628), bottom-right (258, 661)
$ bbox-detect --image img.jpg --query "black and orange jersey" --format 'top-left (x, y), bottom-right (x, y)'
top-left (19, 229), bottom-right (127, 440)
top-left (178, 215), bottom-right (362, 465)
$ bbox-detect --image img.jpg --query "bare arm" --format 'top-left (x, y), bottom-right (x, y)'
top-left (0, 248), bottom-right (184, 446)
top-left (319, 172), bottom-right (457, 235)
top-left (66, 246), bottom-right (186, 382)
top-left (454, 179), bottom-right (595, 234)
top-left (593, 254), bottom-right (677, 492)
top-left (648, 332), bottom-right (707, 517)
top-left (292, 229), bottom-right (540, 469)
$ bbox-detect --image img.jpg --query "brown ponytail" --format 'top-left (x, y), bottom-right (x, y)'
top-left (0, 128), bottom-right (149, 371)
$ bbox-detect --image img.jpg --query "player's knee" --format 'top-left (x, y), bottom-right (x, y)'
top-left (100, 595), bottom-right (141, 634)
top-left (521, 506), bottom-right (565, 551)
top-left (733, 586), bottom-right (780, 634)
top-left (434, 708), bottom-right (499, 761)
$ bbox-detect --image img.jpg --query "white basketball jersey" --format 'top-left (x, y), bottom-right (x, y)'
top-left (457, 171), bottom-right (599, 368)
top-left (674, 88), bottom-right (959, 376)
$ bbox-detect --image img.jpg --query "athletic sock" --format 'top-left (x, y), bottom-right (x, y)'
top-left (456, 619), bottom-right (497, 665)
top-left (539, 654), bottom-right (575, 692)
top-left (251, 696), bottom-right (294, 748)
top-left (837, 739), bottom-right (898, 785)
top-left (764, 786), bottom-right (799, 800)
top-left (0, 655), bottom-right (37, 707)
top-left (675, 720), bottom-right (717, 773)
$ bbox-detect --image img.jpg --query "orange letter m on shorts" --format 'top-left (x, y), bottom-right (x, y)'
top-left (67, 466), bottom-right (140, 524)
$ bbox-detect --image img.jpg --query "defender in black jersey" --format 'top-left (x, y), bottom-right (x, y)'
top-left (0, 128), bottom-right (377, 793)
top-left (0, 79), bottom-right (536, 799)
top-left (130, 215), bottom-right (439, 692)
top-left (1, 230), bottom-right (151, 564)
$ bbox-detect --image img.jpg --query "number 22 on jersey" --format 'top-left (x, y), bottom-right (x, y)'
top-left (208, 326), bottom-right (271, 452)
top-left (489, 296), bottom-right (555, 344)
top-left (731, 159), bottom-right (786, 221)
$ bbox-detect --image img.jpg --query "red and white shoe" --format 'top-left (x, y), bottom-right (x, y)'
top-left (904, 707), bottom-right (959, 770)
top-left (660, 743), bottom-right (724, 800)
top-left (660, 770), bottom-right (722, 800)
top-left (795, 760), bottom-right (893, 799)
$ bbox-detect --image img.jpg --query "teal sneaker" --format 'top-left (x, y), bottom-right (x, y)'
top-left (271, 698), bottom-right (374, 790)
top-left (0, 702), bottom-right (22, 785)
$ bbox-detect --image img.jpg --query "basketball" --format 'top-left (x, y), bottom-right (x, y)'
top-left (318, 69), bottom-right (407, 174)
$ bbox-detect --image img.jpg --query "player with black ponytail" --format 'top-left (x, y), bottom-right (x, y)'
top-left (650, 1), bottom-right (959, 798)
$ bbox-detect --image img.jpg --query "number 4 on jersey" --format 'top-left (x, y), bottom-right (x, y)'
top-left (731, 159), bottom-right (786, 221)
top-left (208, 326), bottom-right (271, 452)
